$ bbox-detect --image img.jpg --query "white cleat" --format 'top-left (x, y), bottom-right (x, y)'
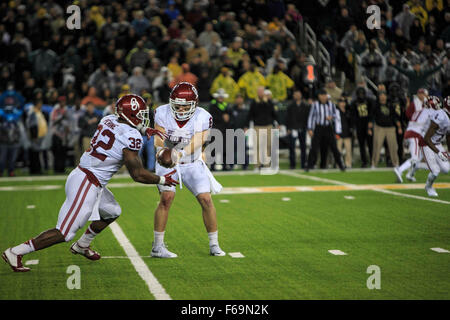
top-left (394, 167), bottom-right (403, 183)
top-left (405, 171), bottom-right (416, 182)
top-left (2, 248), bottom-right (31, 272)
top-left (425, 186), bottom-right (438, 197)
top-left (210, 244), bottom-right (226, 256)
top-left (151, 243), bottom-right (177, 258)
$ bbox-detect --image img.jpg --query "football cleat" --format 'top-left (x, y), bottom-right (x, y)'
top-left (209, 245), bottom-right (226, 256)
top-left (70, 242), bottom-right (101, 261)
top-left (2, 248), bottom-right (31, 272)
top-left (405, 171), bottom-right (416, 182)
top-left (394, 167), bottom-right (403, 183)
top-left (425, 186), bottom-right (438, 197)
top-left (151, 242), bottom-right (178, 258)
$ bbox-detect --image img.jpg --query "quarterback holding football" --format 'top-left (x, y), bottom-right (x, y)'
top-left (151, 82), bottom-right (226, 258)
top-left (2, 94), bottom-right (178, 272)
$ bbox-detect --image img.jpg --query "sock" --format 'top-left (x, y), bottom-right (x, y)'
top-left (398, 159), bottom-right (411, 173)
top-left (426, 172), bottom-right (437, 188)
top-left (11, 239), bottom-right (35, 256)
top-left (77, 225), bottom-right (98, 248)
top-left (208, 231), bottom-right (219, 247)
top-left (154, 231), bottom-right (165, 247)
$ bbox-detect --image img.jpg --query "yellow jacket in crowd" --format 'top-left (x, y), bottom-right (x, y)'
top-left (210, 74), bottom-right (239, 103)
top-left (265, 71), bottom-right (294, 102)
top-left (238, 69), bottom-right (266, 100)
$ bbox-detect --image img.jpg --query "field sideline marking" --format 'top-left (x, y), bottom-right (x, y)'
top-left (279, 170), bottom-right (450, 205)
top-left (109, 222), bottom-right (172, 300)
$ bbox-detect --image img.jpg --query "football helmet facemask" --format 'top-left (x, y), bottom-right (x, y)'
top-left (115, 94), bottom-right (150, 130)
top-left (169, 82), bottom-right (199, 121)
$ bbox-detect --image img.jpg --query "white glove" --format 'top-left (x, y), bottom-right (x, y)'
top-left (438, 151), bottom-right (449, 162)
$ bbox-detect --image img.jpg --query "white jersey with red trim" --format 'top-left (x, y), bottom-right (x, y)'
top-left (429, 109), bottom-right (450, 145)
top-left (154, 104), bottom-right (212, 163)
top-left (406, 108), bottom-right (435, 137)
top-left (79, 115), bottom-right (143, 186)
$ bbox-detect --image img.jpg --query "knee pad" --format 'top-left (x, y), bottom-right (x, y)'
top-left (99, 202), bottom-right (122, 220)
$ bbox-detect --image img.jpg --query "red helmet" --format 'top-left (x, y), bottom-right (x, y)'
top-left (424, 95), bottom-right (442, 110)
top-left (443, 96), bottom-right (450, 115)
top-left (115, 94), bottom-right (149, 129)
top-left (169, 82), bottom-right (198, 121)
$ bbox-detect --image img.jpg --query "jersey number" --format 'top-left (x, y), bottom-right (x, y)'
top-left (90, 124), bottom-right (115, 161)
top-left (128, 137), bottom-right (142, 149)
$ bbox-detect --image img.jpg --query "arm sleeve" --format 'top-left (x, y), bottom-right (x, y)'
top-left (154, 107), bottom-right (165, 128)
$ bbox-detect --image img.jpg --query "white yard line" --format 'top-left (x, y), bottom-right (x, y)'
top-left (109, 222), bottom-right (171, 300)
top-left (279, 170), bottom-right (450, 205)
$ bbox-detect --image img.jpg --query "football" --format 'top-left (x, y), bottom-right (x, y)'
top-left (157, 148), bottom-right (176, 168)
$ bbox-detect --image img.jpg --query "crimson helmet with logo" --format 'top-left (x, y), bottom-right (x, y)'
top-left (169, 82), bottom-right (199, 121)
top-left (424, 95), bottom-right (442, 110)
top-left (443, 96), bottom-right (450, 115)
top-left (115, 94), bottom-right (149, 129)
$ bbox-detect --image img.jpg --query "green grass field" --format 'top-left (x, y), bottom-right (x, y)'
top-left (0, 168), bottom-right (449, 300)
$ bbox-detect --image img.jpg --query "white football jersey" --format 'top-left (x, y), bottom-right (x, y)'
top-left (154, 104), bottom-right (212, 163)
top-left (407, 108), bottom-right (435, 137)
top-left (429, 109), bottom-right (450, 145)
top-left (79, 115), bottom-right (143, 186)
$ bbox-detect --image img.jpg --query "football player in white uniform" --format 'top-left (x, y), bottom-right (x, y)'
top-left (422, 96), bottom-right (450, 197)
top-left (151, 82), bottom-right (226, 258)
top-left (395, 91), bottom-right (435, 182)
top-left (2, 94), bottom-right (178, 272)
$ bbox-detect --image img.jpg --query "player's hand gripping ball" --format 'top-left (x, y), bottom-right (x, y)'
top-left (156, 148), bottom-right (177, 168)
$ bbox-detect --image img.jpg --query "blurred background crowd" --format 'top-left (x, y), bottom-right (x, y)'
top-left (0, 0), bottom-right (450, 176)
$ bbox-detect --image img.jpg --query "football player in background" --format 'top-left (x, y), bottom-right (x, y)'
top-left (422, 96), bottom-right (450, 197)
top-left (2, 94), bottom-right (178, 272)
top-left (151, 82), bottom-right (226, 258)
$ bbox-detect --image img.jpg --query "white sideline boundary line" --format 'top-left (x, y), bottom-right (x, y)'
top-left (109, 222), bottom-right (171, 300)
top-left (279, 170), bottom-right (450, 205)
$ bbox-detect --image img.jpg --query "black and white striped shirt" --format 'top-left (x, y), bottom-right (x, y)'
top-left (307, 100), bottom-right (342, 134)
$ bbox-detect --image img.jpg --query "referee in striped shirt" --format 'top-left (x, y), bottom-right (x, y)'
top-left (306, 89), bottom-right (345, 171)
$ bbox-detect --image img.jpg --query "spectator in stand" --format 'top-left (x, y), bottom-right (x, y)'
top-left (361, 40), bottom-right (384, 85)
top-left (394, 4), bottom-right (416, 41)
top-left (336, 97), bottom-right (353, 169)
top-left (265, 64), bottom-right (294, 103)
top-left (286, 89), bottom-right (310, 169)
top-left (49, 96), bottom-right (72, 173)
top-left (81, 87), bottom-right (107, 108)
top-left (371, 91), bottom-right (402, 169)
top-left (169, 63), bottom-right (198, 88)
top-left (78, 102), bottom-right (100, 154)
top-left (0, 83), bottom-right (25, 109)
top-left (389, 56), bottom-right (446, 96)
top-left (112, 64), bottom-right (128, 97)
top-left (128, 66), bottom-right (150, 95)
top-left (226, 37), bottom-right (247, 68)
top-left (87, 62), bottom-right (115, 96)
top-left (210, 67), bottom-right (239, 104)
top-left (0, 105), bottom-right (23, 177)
top-left (238, 64), bottom-right (266, 101)
top-left (126, 40), bottom-right (150, 70)
top-left (247, 86), bottom-right (278, 169)
top-left (350, 87), bottom-right (374, 168)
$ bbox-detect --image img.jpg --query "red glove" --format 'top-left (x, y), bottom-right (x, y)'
top-left (145, 127), bottom-right (168, 140)
top-left (160, 169), bottom-right (179, 186)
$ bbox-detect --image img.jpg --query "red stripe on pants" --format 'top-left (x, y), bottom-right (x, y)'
top-left (59, 176), bottom-right (88, 233)
top-left (63, 182), bottom-right (92, 238)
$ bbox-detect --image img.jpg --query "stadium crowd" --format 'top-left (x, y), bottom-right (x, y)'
top-left (0, 0), bottom-right (449, 176)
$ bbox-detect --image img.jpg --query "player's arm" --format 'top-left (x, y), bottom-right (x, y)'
top-left (154, 124), bottom-right (166, 149)
top-left (424, 121), bottom-right (440, 154)
top-left (123, 148), bottom-right (178, 186)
